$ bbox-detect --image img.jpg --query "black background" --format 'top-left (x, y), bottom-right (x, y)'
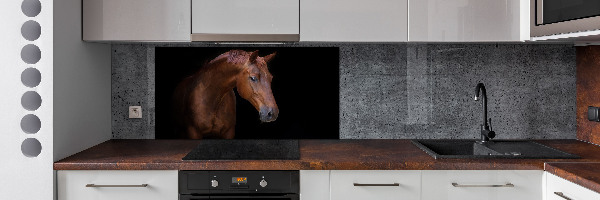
top-left (155, 47), bottom-right (340, 139)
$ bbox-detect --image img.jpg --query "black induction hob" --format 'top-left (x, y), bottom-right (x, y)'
top-left (182, 140), bottom-right (300, 160)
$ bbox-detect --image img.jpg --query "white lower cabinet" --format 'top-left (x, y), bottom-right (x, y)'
top-left (545, 172), bottom-right (600, 200)
top-left (330, 170), bottom-right (421, 200)
top-left (57, 170), bottom-right (178, 200)
top-left (57, 169), bottom-right (600, 200)
top-left (422, 170), bottom-right (543, 200)
top-left (300, 170), bottom-right (330, 200)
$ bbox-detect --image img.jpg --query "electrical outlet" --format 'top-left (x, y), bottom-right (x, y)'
top-left (129, 106), bottom-right (142, 119)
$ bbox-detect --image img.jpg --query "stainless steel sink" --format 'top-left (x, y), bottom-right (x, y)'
top-left (412, 140), bottom-right (579, 159)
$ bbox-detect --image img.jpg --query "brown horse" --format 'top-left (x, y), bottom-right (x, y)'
top-left (172, 50), bottom-right (278, 139)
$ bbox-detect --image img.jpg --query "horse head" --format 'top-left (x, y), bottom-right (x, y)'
top-left (235, 51), bottom-right (279, 122)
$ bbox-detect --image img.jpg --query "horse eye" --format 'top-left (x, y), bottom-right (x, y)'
top-left (250, 76), bottom-right (258, 82)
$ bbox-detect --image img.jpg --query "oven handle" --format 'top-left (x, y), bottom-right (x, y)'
top-left (180, 194), bottom-right (299, 200)
top-left (210, 196), bottom-right (296, 199)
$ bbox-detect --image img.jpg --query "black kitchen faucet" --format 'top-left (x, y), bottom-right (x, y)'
top-left (474, 83), bottom-right (495, 143)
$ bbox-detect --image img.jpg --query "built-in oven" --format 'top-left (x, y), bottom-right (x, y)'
top-left (531, 0), bottom-right (600, 37)
top-left (179, 171), bottom-right (299, 200)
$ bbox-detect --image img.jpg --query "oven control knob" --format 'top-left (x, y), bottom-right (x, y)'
top-left (259, 179), bottom-right (267, 187)
top-left (211, 180), bottom-right (219, 188)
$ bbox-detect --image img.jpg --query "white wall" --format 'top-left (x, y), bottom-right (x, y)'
top-left (53, 0), bottom-right (111, 162)
top-left (0, 0), bottom-right (54, 199)
top-left (0, 0), bottom-right (110, 199)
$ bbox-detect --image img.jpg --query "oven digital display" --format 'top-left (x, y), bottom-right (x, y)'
top-left (232, 177), bottom-right (247, 184)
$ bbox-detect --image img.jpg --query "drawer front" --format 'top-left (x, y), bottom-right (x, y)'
top-left (57, 170), bottom-right (178, 200)
top-left (330, 170), bottom-right (421, 200)
top-left (546, 172), bottom-right (600, 200)
top-left (422, 170), bottom-right (542, 200)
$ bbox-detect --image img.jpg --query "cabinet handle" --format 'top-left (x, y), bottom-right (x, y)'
top-left (451, 183), bottom-right (514, 187)
top-left (353, 183), bottom-right (400, 186)
top-left (86, 184), bottom-right (149, 188)
top-left (554, 192), bottom-right (573, 200)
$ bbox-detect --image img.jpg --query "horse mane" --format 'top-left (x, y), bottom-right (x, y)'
top-left (209, 50), bottom-right (252, 66)
top-left (187, 50), bottom-right (256, 94)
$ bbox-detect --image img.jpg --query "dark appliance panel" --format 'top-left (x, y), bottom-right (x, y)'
top-left (179, 171), bottom-right (299, 200)
top-left (209, 171), bottom-right (298, 193)
top-left (180, 195), bottom-right (298, 200)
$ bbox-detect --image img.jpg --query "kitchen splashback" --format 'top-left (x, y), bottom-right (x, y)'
top-left (154, 47), bottom-right (340, 139)
top-left (112, 43), bottom-right (576, 139)
top-left (576, 46), bottom-right (600, 145)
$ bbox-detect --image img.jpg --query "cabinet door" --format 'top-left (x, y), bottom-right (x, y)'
top-left (422, 170), bottom-right (542, 200)
top-left (546, 172), bottom-right (600, 200)
top-left (82, 0), bottom-right (191, 41)
top-left (57, 170), bottom-right (178, 200)
top-left (192, 0), bottom-right (299, 36)
top-left (330, 170), bottom-right (420, 200)
top-left (300, 0), bottom-right (408, 42)
top-left (300, 170), bottom-right (330, 200)
top-left (409, 0), bottom-right (529, 41)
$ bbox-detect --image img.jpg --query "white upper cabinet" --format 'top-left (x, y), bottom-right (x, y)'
top-left (83, 0), bottom-right (191, 41)
top-left (191, 0), bottom-right (299, 41)
top-left (300, 0), bottom-right (408, 42)
top-left (81, 0), bottom-right (532, 42)
top-left (409, 0), bottom-right (530, 42)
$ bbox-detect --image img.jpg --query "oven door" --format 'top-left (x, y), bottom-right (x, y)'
top-left (180, 194), bottom-right (299, 200)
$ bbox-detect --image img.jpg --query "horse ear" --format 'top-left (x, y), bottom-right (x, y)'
top-left (263, 52), bottom-right (277, 63)
top-left (249, 50), bottom-right (259, 63)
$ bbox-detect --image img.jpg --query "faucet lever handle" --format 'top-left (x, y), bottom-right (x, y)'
top-left (488, 118), bottom-right (493, 131)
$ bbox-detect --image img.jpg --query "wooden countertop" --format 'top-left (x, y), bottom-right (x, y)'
top-left (54, 140), bottom-right (600, 193)
top-left (54, 139), bottom-right (600, 195)
top-left (54, 139), bottom-right (600, 171)
top-left (545, 162), bottom-right (600, 194)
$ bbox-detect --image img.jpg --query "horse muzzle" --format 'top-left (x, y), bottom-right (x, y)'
top-left (259, 107), bottom-right (278, 122)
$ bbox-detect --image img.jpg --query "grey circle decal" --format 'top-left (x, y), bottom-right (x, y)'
top-left (21, 91), bottom-right (42, 111)
top-left (21, 20), bottom-right (41, 41)
top-left (21, 68), bottom-right (41, 88)
top-left (21, 44), bottom-right (41, 64)
top-left (20, 114), bottom-right (41, 134)
top-left (21, 0), bottom-right (41, 17)
top-left (21, 138), bottom-right (42, 157)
